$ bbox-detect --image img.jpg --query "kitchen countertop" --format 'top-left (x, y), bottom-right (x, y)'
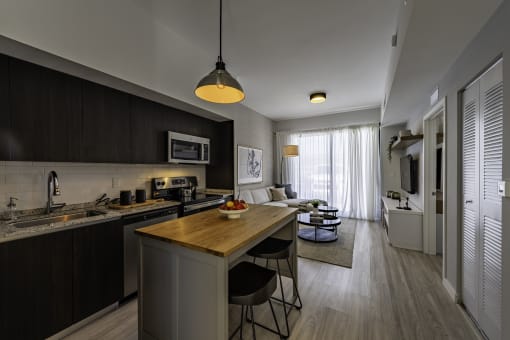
top-left (136, 204), bottom-right (298, 257)
top-left (0, 200), bottom-right (181, 244)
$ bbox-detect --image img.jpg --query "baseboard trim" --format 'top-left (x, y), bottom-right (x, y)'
top-left (442, 278), bottom-right (458, 302)
top-left (47, 302), bottom-right (118, 339)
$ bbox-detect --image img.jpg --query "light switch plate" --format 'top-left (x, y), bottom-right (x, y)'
top-left (497, 180), bottom-right (510, 197)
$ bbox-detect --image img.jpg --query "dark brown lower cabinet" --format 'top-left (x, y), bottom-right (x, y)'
top-left (0, 219), bottom-right (123, 339)
top-left (72, 219), bottom-right (123, 321)
top-left (0, 230), bottom-right (74, 340)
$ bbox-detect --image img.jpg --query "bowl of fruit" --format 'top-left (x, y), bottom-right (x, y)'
top-left (218, 199), bottom-right (249, 219)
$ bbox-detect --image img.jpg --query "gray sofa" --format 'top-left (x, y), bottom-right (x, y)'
top-left (239, 186), bottom-right (306, 208)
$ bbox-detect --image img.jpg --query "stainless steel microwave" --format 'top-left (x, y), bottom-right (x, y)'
top-left (168, 131), bottom-right (210, 164)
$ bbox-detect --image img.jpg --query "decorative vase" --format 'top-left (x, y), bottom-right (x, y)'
top-left (312, 207), bottom-right (318, 215)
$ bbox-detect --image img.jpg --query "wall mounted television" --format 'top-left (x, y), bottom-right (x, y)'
top-left (400, 155), bottom-right (418, 194)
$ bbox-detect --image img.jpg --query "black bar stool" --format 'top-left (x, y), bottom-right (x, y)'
top-left (229, 261), bottom-right (284, 339)
top-left (247, 237), bottom-right (303, 337)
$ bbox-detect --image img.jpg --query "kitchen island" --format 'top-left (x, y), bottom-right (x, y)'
top-left (135, 204), bottom-right (298, 340)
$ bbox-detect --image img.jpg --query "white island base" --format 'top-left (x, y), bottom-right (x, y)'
top-left (136, 205), bottom-right (298, 340)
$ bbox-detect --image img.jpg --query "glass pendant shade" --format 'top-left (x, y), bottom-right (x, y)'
top-left (195, 59), bottom-right (245, 104)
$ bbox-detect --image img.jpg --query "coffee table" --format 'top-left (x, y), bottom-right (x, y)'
top-left (297, 213), bottom-right (341, 242)
top-left (318, 205), bottom-right (338, 216)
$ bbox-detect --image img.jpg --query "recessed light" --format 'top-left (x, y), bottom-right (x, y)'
top-left (310, 92), bottom-right (326, 104)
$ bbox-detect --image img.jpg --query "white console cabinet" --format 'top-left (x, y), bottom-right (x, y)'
top-left (381, 197), bottom-right (423, 251)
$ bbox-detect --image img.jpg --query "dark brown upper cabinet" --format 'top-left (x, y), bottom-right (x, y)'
top-left (9, 58), bottom-right (82, 161)
top-left (81, 81), bottom-right (131, 163)
top-left (1, 53), bottom-right (234, 187)
top-left (206, 120), bottom-right (234, 189)
top-left (130, 96), bottom-right (167, 163)
top-left (0, 54), bottom-right (9, 160)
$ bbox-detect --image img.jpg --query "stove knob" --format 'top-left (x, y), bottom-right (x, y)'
top-left (161, 181), bottom-right (166, 186)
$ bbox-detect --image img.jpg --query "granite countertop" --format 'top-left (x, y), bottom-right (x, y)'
top-left (0, 200), bottom-right (181, 244)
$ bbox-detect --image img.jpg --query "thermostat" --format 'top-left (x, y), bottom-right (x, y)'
top-left (498, 180), bottom-right (510, 197)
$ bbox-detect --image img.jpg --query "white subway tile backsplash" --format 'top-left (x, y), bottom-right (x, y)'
top-left (0, 161), bottom-right (206, 210)
top-left (4, 161), bottom-right (34, 167)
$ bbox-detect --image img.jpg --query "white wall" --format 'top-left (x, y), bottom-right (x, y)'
top-left (274, 107), bottom-right (380, 132)
top-left (0, 161), bottom-right (205, 211)
top-left (233, 110), bottom-right (275, 194)
top-left (403, 3), bottom-right (510, 337)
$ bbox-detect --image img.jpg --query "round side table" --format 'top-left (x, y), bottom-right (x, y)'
top-left (297, 213), bottom-right (341, 243)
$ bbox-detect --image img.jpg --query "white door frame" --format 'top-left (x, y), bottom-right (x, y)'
top-left (423, 98), bottom-right (446, 275)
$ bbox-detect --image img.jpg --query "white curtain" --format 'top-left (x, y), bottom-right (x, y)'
top-left (331, 126), bottom-right (380, 220)
top-left (283, 125), bottom-right (380, 220)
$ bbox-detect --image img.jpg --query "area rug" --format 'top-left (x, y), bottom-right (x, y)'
top-left (297, 218), bottom-right (356, 268)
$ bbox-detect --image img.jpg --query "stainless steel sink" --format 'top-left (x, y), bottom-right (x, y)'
top-left (10, 210), bottom-right (106, 228)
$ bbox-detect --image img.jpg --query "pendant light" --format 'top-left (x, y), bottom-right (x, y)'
top-left (195, 0), bottom-right (245, 104)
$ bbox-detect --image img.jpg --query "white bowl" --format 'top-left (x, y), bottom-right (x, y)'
top-left (218, 207), bottom-right (249, 219)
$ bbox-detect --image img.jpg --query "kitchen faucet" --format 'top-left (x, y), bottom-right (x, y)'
top-left (47, 171), bottom-right (65, 214)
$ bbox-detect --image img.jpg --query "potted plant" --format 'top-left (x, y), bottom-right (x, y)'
top-left (310, 199), bottom-right (320, 214)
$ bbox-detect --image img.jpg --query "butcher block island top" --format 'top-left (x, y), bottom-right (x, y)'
top-left (135, 204), bottom-right (298, 257)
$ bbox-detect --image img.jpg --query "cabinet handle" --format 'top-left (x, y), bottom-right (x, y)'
top-left (465, 200), bottom-right (473, 204)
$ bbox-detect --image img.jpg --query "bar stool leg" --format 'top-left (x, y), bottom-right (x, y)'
top-left (286, 258), bottom-right (303, 309)
top-left (276, 259), bottom-right (290, 337)
top-left (250, 306), bottom-right (256, 340)
top-left (268, 299), bottom-right (284, 339)
top-left (230, 305), bottom-right (245, 340)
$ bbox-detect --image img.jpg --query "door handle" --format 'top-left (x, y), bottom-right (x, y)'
top-left (465, 200), bottom-right (473, 204)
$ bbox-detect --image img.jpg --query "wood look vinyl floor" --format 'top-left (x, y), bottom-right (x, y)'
top-left (64, 220), bottom-right (480, 340)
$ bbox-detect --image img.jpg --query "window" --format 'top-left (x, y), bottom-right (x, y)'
top-left (280, 125), bottom-right (380, 220)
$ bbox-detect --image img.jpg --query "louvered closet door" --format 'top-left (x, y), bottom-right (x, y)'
top-left (462, 80), bottom-right (481, 322)
top-left (478, 60), bottom-right (503, 340)
top-left (462, 59), bottom-right (503, 340)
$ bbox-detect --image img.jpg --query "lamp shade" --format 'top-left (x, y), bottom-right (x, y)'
top-left (195, 59), bottom-right (245, 104)
top-left (282, 145), bottom-right (299, 157)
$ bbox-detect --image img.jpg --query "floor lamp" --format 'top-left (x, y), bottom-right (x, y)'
top-left (281, 145), bottom-right (299, 184)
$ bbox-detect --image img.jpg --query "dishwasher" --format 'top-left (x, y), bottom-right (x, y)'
top-left (123, 206), bottom-right (179, 298)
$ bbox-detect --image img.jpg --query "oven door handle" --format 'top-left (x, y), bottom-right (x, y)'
top-left (184, 199), bottom-right (225, 212)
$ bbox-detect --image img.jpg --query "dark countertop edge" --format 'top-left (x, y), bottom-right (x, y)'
top-left (0, 201), bottom-right (181, 244)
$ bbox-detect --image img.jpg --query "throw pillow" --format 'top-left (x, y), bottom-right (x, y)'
top-left (270, 187), bottom-right (288, 201)
top-left (275, 183), bottom-right (296, 198)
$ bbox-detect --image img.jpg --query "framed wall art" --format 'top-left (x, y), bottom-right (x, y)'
top-left (237, 145), bottom-right (263, 184)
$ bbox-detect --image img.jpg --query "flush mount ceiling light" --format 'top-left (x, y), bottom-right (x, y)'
top-left (310, 92), bottom-right (326, 104)
top-left (195, 0), bottom-right (245, 104)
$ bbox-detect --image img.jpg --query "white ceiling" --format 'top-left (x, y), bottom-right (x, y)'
top-left (1, 0), bottom-right (500, 124)
top-left (382, 0), bottom-right (503, 125)
top-left (133, 0), bottom-right (401, 121)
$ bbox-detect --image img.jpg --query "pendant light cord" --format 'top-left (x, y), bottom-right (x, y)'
top-left (219, 0), bottom-right (223, 60)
